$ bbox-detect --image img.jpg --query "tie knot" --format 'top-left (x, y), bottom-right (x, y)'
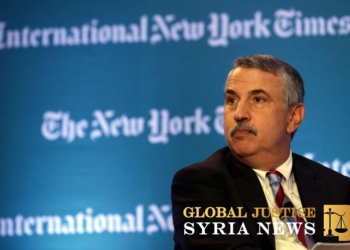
top-left (266, 170), bottom-right (283, 185)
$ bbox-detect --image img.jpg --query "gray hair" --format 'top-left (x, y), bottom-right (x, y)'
top-left (232, 54), bottom-right (304, 109)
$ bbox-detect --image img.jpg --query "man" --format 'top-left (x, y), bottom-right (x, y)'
top-left (171, 55), bottom-right (350, 250)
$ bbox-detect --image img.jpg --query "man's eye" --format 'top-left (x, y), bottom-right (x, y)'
top-left (227, 98), bottom-right (236, 104)
top-left (255, 97), bottom-right (264, 103)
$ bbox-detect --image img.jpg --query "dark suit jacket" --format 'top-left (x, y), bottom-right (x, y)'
top-left (171, 147), bottom-right (350, 250)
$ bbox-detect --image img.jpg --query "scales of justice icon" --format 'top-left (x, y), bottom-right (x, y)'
top-left (324, 208), bottom-right (348, 242)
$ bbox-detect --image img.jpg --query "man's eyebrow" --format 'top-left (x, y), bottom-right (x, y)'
top-left (250, 89), bottom-right (271, 98)
top-left (225, 89), bottom-right (271, 98)
top-left (225, 89), bottom-right (237, 95)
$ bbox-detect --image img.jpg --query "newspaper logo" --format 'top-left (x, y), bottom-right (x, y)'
top-left (324, 205), bottom-right (350, 242)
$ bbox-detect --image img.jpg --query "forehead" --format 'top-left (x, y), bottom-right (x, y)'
top-left (225, 67), bottom-right (283, 93)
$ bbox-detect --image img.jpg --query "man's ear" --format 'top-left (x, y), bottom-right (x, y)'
top-left (287, 103), bottom-right (305, 134)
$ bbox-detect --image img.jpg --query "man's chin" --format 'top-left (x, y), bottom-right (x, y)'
top-left (229, 144), bottom-right (256, 158)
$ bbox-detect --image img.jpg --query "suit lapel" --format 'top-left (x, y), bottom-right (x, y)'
top-left (293, 155), bottom-right (329, 242)
top-left (226, 153), bottom-right (275, 248)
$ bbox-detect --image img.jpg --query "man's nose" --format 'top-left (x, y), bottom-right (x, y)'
top-left (234, 101), bottom-right (251, 121)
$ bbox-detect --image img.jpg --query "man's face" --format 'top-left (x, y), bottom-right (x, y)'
top-left (224, 67), bottom-right (293, 160)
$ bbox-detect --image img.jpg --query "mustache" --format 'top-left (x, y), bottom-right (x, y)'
top-left (229, 121), bottom-right (258, 137)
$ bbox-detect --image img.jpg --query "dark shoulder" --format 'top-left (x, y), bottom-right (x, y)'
top-left (172, 147), bottom-right (231, 183)
top-left (293, 153), bottom-right (350, 182)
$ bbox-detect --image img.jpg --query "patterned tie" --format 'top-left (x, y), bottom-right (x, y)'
top-left (267, 170), bottom-right (309, 248)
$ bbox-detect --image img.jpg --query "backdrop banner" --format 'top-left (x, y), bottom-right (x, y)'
top-left (1, 1), bottom-right (349, 249)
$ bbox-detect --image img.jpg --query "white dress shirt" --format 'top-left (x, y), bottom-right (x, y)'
top-left (252, 151), bottom-right (308, 250)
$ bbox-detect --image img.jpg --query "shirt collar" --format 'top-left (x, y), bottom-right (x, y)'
top-left (275, 151), bottom-right (293, 183)
top-left (252, 151), bottom-right (293, 187)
